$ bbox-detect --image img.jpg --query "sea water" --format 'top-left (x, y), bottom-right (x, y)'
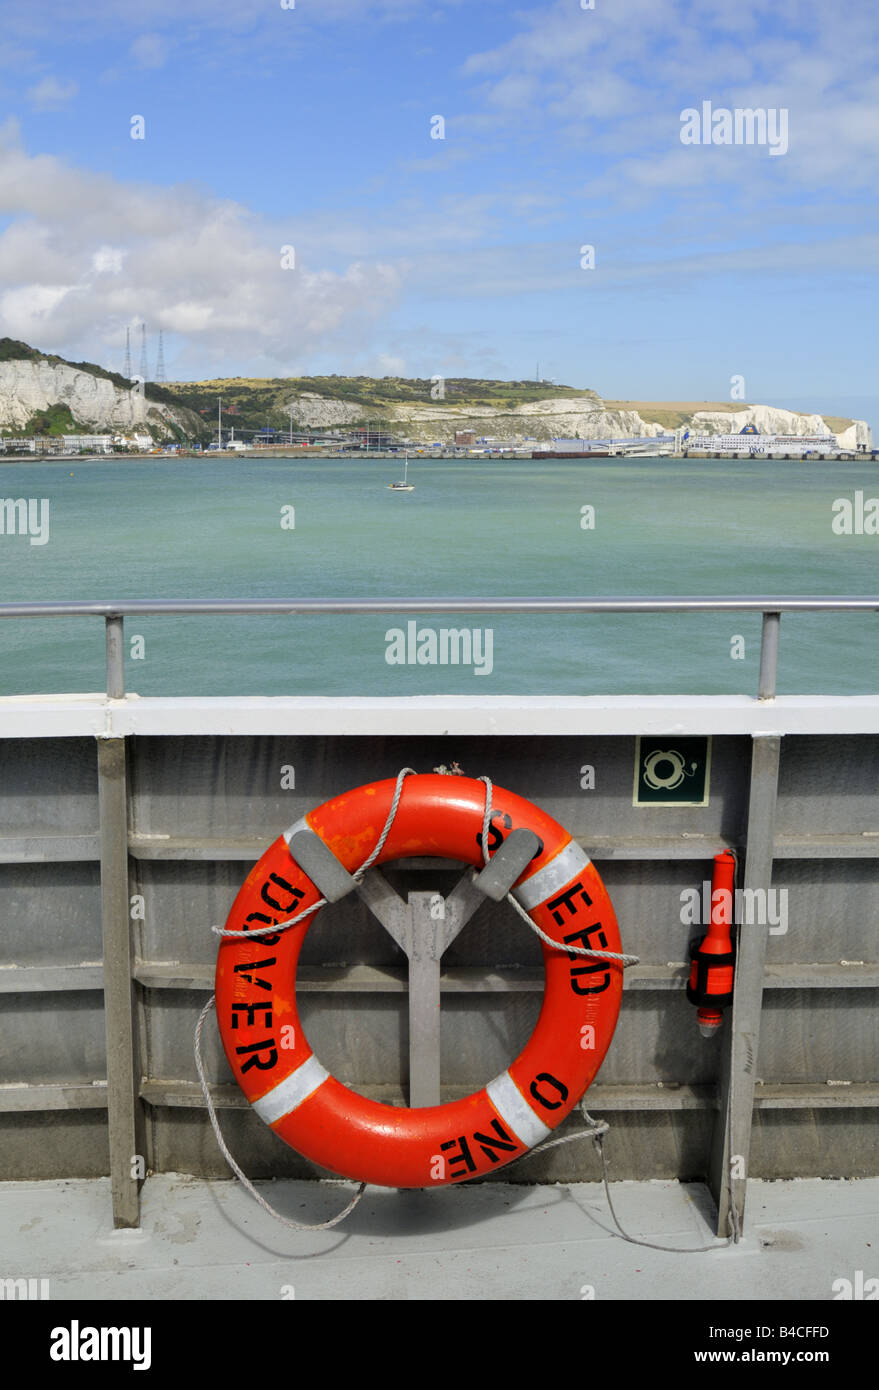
top-left (0, 454), bottom-right (876, 697)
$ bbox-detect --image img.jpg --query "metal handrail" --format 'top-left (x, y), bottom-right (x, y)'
top-left (1, 596), bottom-right (878, 616)
top-left (0, 596), bottom-right (877, 701)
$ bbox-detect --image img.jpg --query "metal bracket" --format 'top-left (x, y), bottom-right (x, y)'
top-left (289, 828), bottom-right (358, 902)
top-left (473, 827), bottom-right (540, 900)
top-left (353, 853), bottom-right (518, 1108)
top-left (294, 832), bottom-right (536, 1109)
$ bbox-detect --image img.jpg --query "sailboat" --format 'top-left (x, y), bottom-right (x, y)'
top-left (388, 453), bottom-right (414, 491)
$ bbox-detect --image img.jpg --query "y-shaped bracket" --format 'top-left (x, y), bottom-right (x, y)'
top-left (289, 826), bottom-right (540, 1107)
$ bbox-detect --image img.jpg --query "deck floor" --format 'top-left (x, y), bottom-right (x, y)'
top-left (2, 1174), bottom-right (877, 1301)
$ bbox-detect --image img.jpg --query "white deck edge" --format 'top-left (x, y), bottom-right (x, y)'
top-left (2, 692), bottom-right (879, 737)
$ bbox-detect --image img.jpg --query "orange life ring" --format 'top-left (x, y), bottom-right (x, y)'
top-left (215, 773), bottom-right (623, 1188)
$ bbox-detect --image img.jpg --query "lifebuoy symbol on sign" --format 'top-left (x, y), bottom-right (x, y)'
top-left (642, 748), bottom-right (698, 792)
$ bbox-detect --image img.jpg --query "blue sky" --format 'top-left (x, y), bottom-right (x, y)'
top-left (0, 0), bottom-right (876, 427)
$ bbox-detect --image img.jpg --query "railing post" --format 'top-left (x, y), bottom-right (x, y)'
top-left (708, 733), bottom-right (781, 1238)
top-left (758, 611), bottom-right (780, 699)
top-left (97, 735), bottom-right (143, 1226)
top-left (106, 615), bottom-right (125, 698)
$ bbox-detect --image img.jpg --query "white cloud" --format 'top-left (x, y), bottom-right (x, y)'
top-left (92, 246), bottom-right (126, 274)
top-left (458, 0), bottom-right (879, 198)
top-left (0, 283), bottom-right (74, 339)
top-left (26, 76), bottom-right (78, 110)
top-left (0, 126), bottom-right (400, 372)
top-left (129, 34), bottom-right (169, 69)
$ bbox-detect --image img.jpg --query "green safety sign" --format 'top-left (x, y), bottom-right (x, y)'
top-left (633, 736), bottom-right (711, 807)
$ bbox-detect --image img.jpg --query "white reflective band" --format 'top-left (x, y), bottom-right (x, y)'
top-left (283, 816), bottom-right (309, 848)
top-left (512, 840), bottom-right (591, 912)
top-left (252, 1055), bottom-right (330, 1125)
top-left (486, 1070), bottom-right (552, 1150)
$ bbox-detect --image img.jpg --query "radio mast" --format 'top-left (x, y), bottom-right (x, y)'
top-left (155, 330), bottom-right (166, 383)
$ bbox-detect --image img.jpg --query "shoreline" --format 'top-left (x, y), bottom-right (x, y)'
top-left (0, 447), bottom-right (876, 466)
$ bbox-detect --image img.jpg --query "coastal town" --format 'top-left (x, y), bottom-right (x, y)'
top-left (0, 338), bottom-right (873, 462)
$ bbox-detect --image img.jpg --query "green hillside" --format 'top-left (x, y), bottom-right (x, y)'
top-left (160, 375), bottom-right (598, 434)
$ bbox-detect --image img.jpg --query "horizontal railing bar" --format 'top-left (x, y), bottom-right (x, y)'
top-left (5, 1077), bottom-right (877, 1115)
top-left (0, 964), bottom-right (104, 993)
top-left (128, 838), bottom-right (742, 863)
top-left (0, 834), bottom-right (102, 863)
top-left (0, 596), bottom-right (878, 619)
top-left (140, 1079), bottom-right (718, 1112)
top-left (123, 837), bottom-right (741, 863)
top-left (138, 1079), bottom-right (879, 1114)
top-left (9, 832), bottom-right (879, 863)
top-left (128, 960), bottom-right (879, 994)
top-left (2, 958), bottom-right (876, 999)
top-left (0, 1082), bottom-right (108, 1112)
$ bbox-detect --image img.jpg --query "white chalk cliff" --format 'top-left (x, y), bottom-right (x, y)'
top-left (286, 392), bottom-right (870, 448)
top-left (0, 358), bottom-right (198, 437)
top-left (0, 349), bottom-right (869, 449)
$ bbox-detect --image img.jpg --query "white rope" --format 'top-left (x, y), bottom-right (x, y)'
top-left (474, 778), bottom-right (729, 1250)
top-left (210, 766), bottom-right (418, 941)
top-left (474, 775), bottom-right (641, 968)
top-left (194, 995), bottom-right (366, 1231)
top-left (516, 1102), bottom-right (732, 1252)
top-left (540, 845), bottom-right (739, 1251)
top-left (196, 767), bottom-right (417, 1230)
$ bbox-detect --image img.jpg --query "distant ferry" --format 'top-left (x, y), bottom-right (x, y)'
top-left (683, 424), bottom-right (841, 454)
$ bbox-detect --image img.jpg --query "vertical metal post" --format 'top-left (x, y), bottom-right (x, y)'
top-left (97, 736), bottom-right (142, 1227)
top-left (708, 734), bottom-right (781, 1237)
top-left (105, 615), bottom-right (125, 698)
top-left (758, 611), bottom-right (780, 699)
top-left (356, 870), bottom-right (485, 1108)
top-left (406, 893), bottom-right (444, 1107)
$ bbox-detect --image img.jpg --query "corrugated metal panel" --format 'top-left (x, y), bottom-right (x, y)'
top-left (1, 721), bottom-right (877, 1223)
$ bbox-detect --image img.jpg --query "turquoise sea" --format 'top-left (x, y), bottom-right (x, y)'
top-left (0, 454), bottom-right (877, 697)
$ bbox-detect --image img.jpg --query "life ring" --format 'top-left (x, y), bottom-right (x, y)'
top-left (215, 773), bottom-right (623, 1188)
